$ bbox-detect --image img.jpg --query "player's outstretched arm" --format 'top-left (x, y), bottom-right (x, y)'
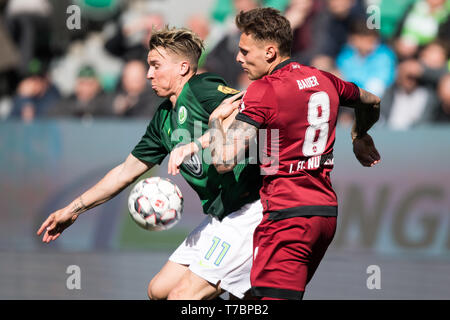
top-left (37, 154), bottom-right (153, 243)
top-left (348, 87), bottom-right (381, 167)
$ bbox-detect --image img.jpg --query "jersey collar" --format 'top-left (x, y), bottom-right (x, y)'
top-left (270, 58), bottom-right (297, 75)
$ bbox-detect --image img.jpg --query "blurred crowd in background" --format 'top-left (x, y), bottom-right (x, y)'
top-left (0, 0), bottom-right (449, 129)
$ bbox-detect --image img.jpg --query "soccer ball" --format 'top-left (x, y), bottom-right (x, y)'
top-left (128, 177), bottom-right (183, 231)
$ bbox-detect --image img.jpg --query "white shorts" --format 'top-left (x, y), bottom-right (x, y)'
top-left (169, 199), bottom-right (263, 299)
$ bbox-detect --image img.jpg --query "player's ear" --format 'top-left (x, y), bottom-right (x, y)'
top-left (179, 61), bottom-right (190, 76)
top-left (265, 46), bottom-right (276, 62)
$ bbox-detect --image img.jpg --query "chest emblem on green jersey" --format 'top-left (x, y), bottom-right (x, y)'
top-left (178, 106), bottom-right (188, 124)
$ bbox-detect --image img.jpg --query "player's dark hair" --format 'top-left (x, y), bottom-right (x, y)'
top-left (149, 26), bottom-right (204, 72)
top-left (235, 7), bottom-right (293, 57)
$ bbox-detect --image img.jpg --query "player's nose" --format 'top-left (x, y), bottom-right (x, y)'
top-left (236, 52), bottom-right (243, 64)
top-left (147, 67), bottom-right (154, 80)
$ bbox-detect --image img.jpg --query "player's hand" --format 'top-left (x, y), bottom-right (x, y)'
top-left (36, 208), bottom-right (79, 243)
top-left (352, 133), bottom-right (381, 167)
top-left (210, 91), bottom-right (245, 122)
top-left (168, 143), bottom-right (197, 176)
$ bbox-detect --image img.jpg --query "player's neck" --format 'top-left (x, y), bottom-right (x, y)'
top-left (267, 56), bottom-right (291, 75)
top-left (170, 73), bottom-right (195, 108)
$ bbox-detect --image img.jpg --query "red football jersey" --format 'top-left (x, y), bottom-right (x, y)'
top-left (235, 59), bottom-right (360, 217)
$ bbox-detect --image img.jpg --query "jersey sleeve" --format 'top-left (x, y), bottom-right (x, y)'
top-left (320, 70), bottom-right (360, 105)
top-left (235, 80), bottom-right (276, 128)
top-left (131, 109), bottom-right (168, 165)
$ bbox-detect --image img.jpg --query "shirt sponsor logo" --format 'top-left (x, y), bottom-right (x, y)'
top-left (217, 85), bottom-right (240, 95)
top-left (287, 155), bottom-right (334, 173)
top-left (178, 106), bottom-right (188, 124)
top-left (182, 153), bottom-right (203, 177)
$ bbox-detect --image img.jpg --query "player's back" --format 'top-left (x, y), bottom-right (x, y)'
top-left (237, 60), bottom-right (360, 217)
top-left (267, 63), bottom-right (341, 164)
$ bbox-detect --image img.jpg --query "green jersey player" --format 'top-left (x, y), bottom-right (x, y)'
top-left (37, 27), bottom-right (263, 300)
top-left (132, 72), bottom-right (260, 220)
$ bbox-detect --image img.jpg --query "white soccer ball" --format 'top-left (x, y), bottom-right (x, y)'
top-left (128, 177), bottom-right (183, 231)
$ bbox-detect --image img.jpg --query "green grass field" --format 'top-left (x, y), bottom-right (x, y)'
top-left (118, 213), bottom-right (190, 251)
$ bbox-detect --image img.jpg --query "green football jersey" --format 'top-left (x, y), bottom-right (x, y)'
top-left (131, 73), bottom-right (261, 220)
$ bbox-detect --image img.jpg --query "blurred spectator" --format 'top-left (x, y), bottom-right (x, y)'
top-left (286, 0), bottom-right (324, 65)
top-left (5, 0), bottom-right (53, 77)
top-left (203, 32), bottom-right (242, 88)
top-left (10, 59), bottom-right (60, 123)
top-left (0, 14), bottom-right (20, 119)
top-left (381, 59), bottom-right (440, 129)
top-left (379, 40), bottom-right (448, 128)
top-left (207, 0), bottom-right (289, 57)
top-left (186, 14), bottom-right (212, 70)
top-left (75, 0), bottom-right (121, 23)
top-left (203, 0), bottom-right (261, 88)
top-left (0, 15), bottom-right (19, 90)
top-left (394, 41), bottom-right (448, 87)
top-left (109, 60), bottom-right (162, 118)
top-left (0, 0), bottom-right (448, 129)
top-left (105, 10), bottom-right (165, 62)
top-left (47, 65), bottom-right (109, 119)
top-left (375, 0), bottom-right (417, 41)
top-left (210, 0), bottom-right (290, 25)
top-left (336, 20), bottom-right (397, 97)
top-left (419, 40), bottom-right (448, 69)
top-left (434, 73), bottom-right (450, 122)
top-left (394, 0), bottom-right (450, 61)
top-left (51, 31), bottom-right (124, 96)
top-left (310, 0), bottom-right (366, 72)
top-left (437, 14), bottom-right (450, 50)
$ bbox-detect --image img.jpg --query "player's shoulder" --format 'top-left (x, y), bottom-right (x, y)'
top-left (188, 72), bottom-right (238, 96)
top-left (155, 98), bottom-right (172, 113)
top-left (291, 63), bottom-right (329, 80)
top-left (244, 77), bottom-right (274, 103)
top-left (150, 98), bottom-right (172, 123)
top-left (293, 63), bottom-right (347, 91)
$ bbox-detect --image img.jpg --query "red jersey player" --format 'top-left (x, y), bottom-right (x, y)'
top-left (209, 8), bottom-right (381, 300)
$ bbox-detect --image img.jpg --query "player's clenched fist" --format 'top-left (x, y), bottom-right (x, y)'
top-left (352, 133), bottom-right (381, 167)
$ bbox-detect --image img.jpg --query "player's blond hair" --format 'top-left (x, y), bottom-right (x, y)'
top-left (149, 26), bottom-right (204, 73)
